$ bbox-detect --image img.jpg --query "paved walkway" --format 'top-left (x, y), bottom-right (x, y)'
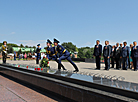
top-left (0, 74), bottom-right (64, 102)
top-left (5, 60), bottom-right (138, 83)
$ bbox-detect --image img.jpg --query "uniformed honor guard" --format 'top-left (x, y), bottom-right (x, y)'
top-left (36, 44), bottom-right (41, 64)
top-left (103, 41), bottom-right (111, 70)
top-left (2, 41), bottom-right (8, 63)
top-left (53, 38), bottom-right (79, 72)
top-left (46, 39), bottom-right (66, 70)
top-left (93, 40), bottom-right (102, 70)
top-left (131, 41), bottom-right (138, 71)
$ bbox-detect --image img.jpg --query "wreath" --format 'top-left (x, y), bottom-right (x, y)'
top-left (40, 57), bottom-right (50, 68)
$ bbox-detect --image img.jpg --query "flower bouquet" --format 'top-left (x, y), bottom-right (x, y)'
top-left (40, 57), bottom-right (50, 72)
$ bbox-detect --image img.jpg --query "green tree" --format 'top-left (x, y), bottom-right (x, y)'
top-left (78, 48), bottom-right (85, 58)
top-left (20, 44), bottom-right (24, 48)
top-left (7, 46), bottom-right (14, 53)
top-left (32, 46), bottom-right (36, 49)
top-left (25, 45), bottom-right (29, 48)
top-left (85, 50), bottom-right (92, 58)
top-left (61, 42), bottom-right (77, 53)
top-left (18, 49), bottom-right (22, 55)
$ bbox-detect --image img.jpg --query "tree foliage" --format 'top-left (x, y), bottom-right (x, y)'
top-left (20, 44), bottom-right (24, 48)
top-left (7, 46), bottom-right (14, 53)
top-left (61, 42), bottom-right (77, 53)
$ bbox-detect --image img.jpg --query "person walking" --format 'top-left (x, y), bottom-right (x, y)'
top-left (131, 41), bottom-right (138, 71)
top-left (103, 41), bottom-right (111, 70)
top-left (114, 43), bottom-right (122, 69)
top-left (93, 40), bottom-right (102, 70)
top-left (54, 38), bottom-right (79, 72)
top-left (121, 42), bottom-right (130, 70)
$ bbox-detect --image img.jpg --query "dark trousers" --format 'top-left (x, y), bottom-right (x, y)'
top-left (122, 57), bottom-right (129, 70)
top-left (120, 58), bottom-right (122, 68)
top-left (104, 57), bottom-right (110, 70)
top-left (115, 57), bottom-right (120, 69)
top-left (36, 58), bottom-right (39, 64)
top-left (58, 53), bottom-right (78, 71)
top-left (96, 56), bottom-right (101, 69)
top-left (111, 57), bottom-right (114, 68)
top-left (133, 57), bottom-right (138, 70)
top-left (49, 57), bottom-right (66, 70)
top-left (3, 56), bottom-right (6, 63)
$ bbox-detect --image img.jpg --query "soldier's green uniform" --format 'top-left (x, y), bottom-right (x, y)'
top-left (2, 41), bottom-right (8, 63)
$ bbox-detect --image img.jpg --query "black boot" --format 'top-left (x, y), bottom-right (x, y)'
top-left (73, 64), bottom-right (79, 72)
top-left (61, 64), bottom-right (66, 70)
top-left (58, 63), bottom-right (61, 71)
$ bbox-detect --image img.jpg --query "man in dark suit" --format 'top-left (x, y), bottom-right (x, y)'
top-left (110, 45), bottom-right (115, 68)
top-left (93, 40), bottom-right (102, 70)
top-left (103, 41), bottom-right (111, 70)
top-left (131, 41), bottom-right (138, 71)
top-left (121, 42), bottom-right (130, 70)
top-left (119, 43), bottom-right (123, 68)
top-left (114, 43), bottom-right (122, 69)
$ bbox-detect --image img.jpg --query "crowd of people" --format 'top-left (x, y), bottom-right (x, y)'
top-left (93, 40), bottom-right (138, 71)
top-left (2, 39), bottom-right (138, 72)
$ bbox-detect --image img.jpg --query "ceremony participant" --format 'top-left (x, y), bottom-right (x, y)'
top-left (36, 44), bottom-right (41, 64)
top-left (93, 40), bottom-right (102, 70)
top-left (121, 42), bottom-right (130, 70)
top-left (53, 38), bottom-right (79, 72)
top-left (103, 41), bottom-right (111, 70)
top-left (110, 45), bottom-right (115, 68)
top-left (129, 44), bottom-right (133, 69)
top-left (131, 41), bottom-right (138, 71)
top-left (120, 43), bottom-right (123, 68)
top-left (46, 39), bottom-right (66, 70)
top-left (114, 43), bottom-right (122, 69)
top-left (2, 41), bottom-right (8, 63)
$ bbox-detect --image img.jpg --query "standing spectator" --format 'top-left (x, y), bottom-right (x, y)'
top-left (36, 44), bottom-right (41, 64)
top-left (121, 42), bottom-right (130, 70)
top-left (24, 53), bottom-right (27, 60)
top-left (14, 51), bottom-right (16, 61)
top-left (110, 45), bottom-right (115, 68)
top-left (114, 43), bottom-right (122, 69)
top-left (2, 41), bottom-right (8, 63)
top-left (93, 40), bottom-right (102, 70)
top-left (131, 41), bottom-right (138, 71)
top-left (103, 41), bottom-right (111, 70)
top-left (120, 43), bottom-right (123, 68)
top-left (129, 44), bottom-right (133, 69)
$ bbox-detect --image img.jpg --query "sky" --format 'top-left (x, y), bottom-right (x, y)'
top-left (0, 0), bottom-right (138, 48)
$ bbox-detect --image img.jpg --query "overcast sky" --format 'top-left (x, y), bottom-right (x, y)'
top-left (0, 0), bottom-right (138, 48)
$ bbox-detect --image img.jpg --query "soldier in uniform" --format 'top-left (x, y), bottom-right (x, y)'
top-left (36, 44), bottom-right (41, 64)
top-left (53, 38), bottom-right (79, 72)
top-left (46, 39), bottom-right (66, 70)
top-left (2, 41), bottom-right (8, 63)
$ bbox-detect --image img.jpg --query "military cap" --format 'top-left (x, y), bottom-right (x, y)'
top-left (3, 41), bottom-right (7, 44)
top-left (54, 38), bottom-right (60, 43)
top-left (47, 39), bottom-right (52, 44)
top-left (37, 44), bottom-right (40, 46)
